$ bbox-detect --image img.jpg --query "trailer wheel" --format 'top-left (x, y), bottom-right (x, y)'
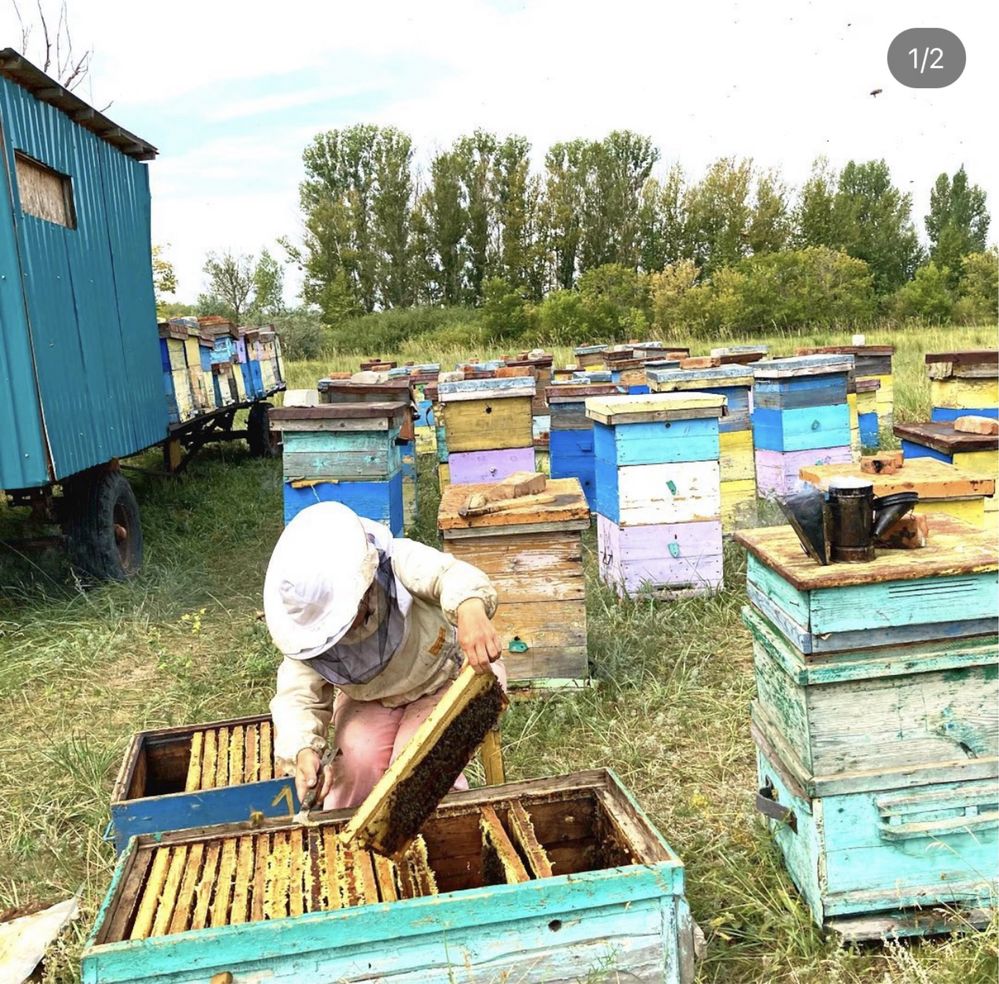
top-left (248, 402), bottom-right (279, 458)
top-left (62, 470), bottom-right (143, 581)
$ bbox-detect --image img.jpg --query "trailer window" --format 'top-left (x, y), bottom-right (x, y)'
top-left (14, 152), bottom-right (77, 228)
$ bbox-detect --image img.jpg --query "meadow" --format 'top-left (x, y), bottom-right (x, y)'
top-left (0, 323), bottom-right (996, 983)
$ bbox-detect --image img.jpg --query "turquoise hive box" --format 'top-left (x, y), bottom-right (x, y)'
top-left (736, 516), bottom-right (998, 940)
top-left (85, 770), bottom-right (700, 984)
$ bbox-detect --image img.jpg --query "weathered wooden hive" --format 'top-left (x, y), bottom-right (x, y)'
top-left (799, 456), bottom-right (996, 531)
top-left (109, 715), bottom-right (295, 855)
top-left (85, 771), bottom-right (698, 984)
top-left (798, 344), bottom-right (894, 439)
top-left (751, 355), bottom-right (855, 498)
top-left (269, 402), bottom-right (408, 532)
top-left (735, 516), bottom-right (998, 940)
top-left (925, 350), bottom-right (999, 422)
top-left (547, 382), bottom-right (623, 507)
top-left (855, 377), bottom-right (881, 449)
top-left (586, 393), bottom-right (726, 598)
top-left (648, 364), bottom-right (757, 531)
top-left (710, 344), bottom-right (768, 365)
top-left (406, 363), bottom-right (440, 456)
top-left (894, 420), bottom-right (999, 531)
top-left (574, 343), bottom-right (609, 369)
top-left (438, 477), bottom-right (590, 687)
top-left (158, 322), bottom-right (197, 424)
top-left (438, 376), bottom-right (537, 484)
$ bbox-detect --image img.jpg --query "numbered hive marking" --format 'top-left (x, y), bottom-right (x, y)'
top-left (87, 771), bottom-right (699, 983)
top-left (109, 715), bottom-right (296, 854)
top-left (586, 393), bottom-right (725, 598)
top-left (438, 478), bottom-right (590, 688)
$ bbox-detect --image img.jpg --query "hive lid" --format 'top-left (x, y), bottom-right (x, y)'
top-left (545, 383), bottom-right (623, 403)
top-left (894, 421), bottom-right (999, 454)
top-left (797, 344), bottom-right (894, 357)
top-left (437, 477), bottom-right (589, 532)
top-left (318, 378), bottom-right (410, 394)
top-left (584, 391), bottom-right (726, 425)
top-left (572, 370), bottom-right (613, 382)
top-left (752, 354), bottom-right (855, 378)
top-left (925, 350), bottom-right (999, 365)
top-left (735, 514), bottom-right (997, 590)
top-left (439, 376), bottom-right (536, 402)
top-left (268, 402), bottom-right (408, 427)
top-left (800, 457), bottom-right (995, 499)
top-left (573, 344), bottom-right (608, 355)
top-left (648, 365), bottom-right (754, 389)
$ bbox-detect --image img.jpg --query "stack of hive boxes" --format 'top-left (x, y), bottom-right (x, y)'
top-left (736, 516), bottom-right (998, 940)
top-left (197, 316), bottom-right (240, 407)
top-left (438, 478), bottom-right (590, 687)
top-left (649, 364), bottom-right (757, 530)
top-left (574, 344), bottom-right (608, 369)
top-left (438, 376), bottom-right (536, 485)
top-left (547, 382), bottom-right (622, 507)
top-left (926, 350), bottom-right (998, 422)
top-left (506, 352), bottom-right (555, 473)
top-left (317, 377), bottom-right (415, 531)
top-left (269, 400), bottom-right (408, 532)
top-left (797, 344), bottom-right (894, 444)
top-left (752, 355), bottom-right (854, 498)
top-left (257, 329), bottom-right (285, 393)
top-left (158, 322), bottom-right (197, 424)
top-left (855, 379), bottom-right (880, 450)
top-left (407, 363), bottom-right (440, 455)
top-left (587, 393), bottom-right (727, 598)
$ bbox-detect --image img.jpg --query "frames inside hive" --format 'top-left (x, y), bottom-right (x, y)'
top-left (181, 721), bottom-right (275, 792)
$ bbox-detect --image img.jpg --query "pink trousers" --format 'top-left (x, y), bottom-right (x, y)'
top-left (323, 662), bottom-right (507, 811)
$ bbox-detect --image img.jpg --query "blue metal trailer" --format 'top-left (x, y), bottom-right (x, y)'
top-left (0, 50), bottom-right (280, 579)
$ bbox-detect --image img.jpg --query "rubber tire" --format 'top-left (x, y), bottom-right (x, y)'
top-left (248, 402), bottom-right (279, 458)
top-left (62, 470), bottom-right (143, 581)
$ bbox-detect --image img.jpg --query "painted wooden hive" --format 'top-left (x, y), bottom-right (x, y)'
top-left (438, 376), bottom-right (537, 485)
top-left (547, 382), bottom-right (623, 507)
top-left (586, 393), bottom-right (726, 598)
top-left (735, 517), bottom-right (999, 939)
top-left (506, 352), bottom-right (554, 416)
top-left (751, 355), bottom-right (855, 498)
top-left (158, 323), bottom-right (197, 424)
top-left (269, 403), bottom-right (407, 533)
top-left (109, 714), bottom-right (296, 856)
top-left (925, 350), bottom-right (999, 422)
top-left (855, 378), bottom-right (881, 449)
top-left (574, 343), bottom-right (609, 368)
top-left (438, 478), bottom-right (590, 688)
top-left (893, 421), bottom-right (999, 530)
top-left (85, 770), bottom-right (698, 984)
top-left (797, 344), bottom-right (894, 435)
top-left (648, 364), bottom-right (757, 531)
top-left (799, 456), bottom-right (996, 531)
top-left (710, 344), bottom-right (768, 365)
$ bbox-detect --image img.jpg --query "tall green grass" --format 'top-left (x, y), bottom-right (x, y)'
top-left (0, 325), bottom-right (995, 982)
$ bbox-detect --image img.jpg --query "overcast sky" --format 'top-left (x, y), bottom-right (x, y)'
top-left (2, 0), bottom-right (996, 303)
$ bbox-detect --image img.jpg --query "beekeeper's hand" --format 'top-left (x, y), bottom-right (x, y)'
top-left (295, 747), bottom-right (335, 805)
top-left (456, 598), bottom-right (501, 674)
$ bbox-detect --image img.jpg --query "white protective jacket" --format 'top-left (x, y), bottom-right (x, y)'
top-left (269, 525), bottom-right (497, 766)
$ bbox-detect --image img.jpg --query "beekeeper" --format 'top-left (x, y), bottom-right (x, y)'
top-left (265, 501), bottom-right (503, 810)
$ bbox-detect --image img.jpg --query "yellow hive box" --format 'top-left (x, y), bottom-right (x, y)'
top-left (444, 397), bottom-right (534, 452)
top-left (721, 478), bottom-right (757, 530)
top-left (930, 377), bottom-right (999, 410)
top-left (719, 430), bottom-right (755, 481)
top-left (415, 426), bottom-right (437, 455)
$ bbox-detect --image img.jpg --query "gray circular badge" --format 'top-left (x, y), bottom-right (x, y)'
top-left (888, 28), bottom-right (966, 88)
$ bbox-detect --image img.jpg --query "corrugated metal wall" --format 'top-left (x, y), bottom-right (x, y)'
top-left (0, 76), bottom-right (165, 488)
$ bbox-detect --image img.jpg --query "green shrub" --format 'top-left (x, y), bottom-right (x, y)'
top-left (534, 289), bottom-right (592, 344)
top-left (325, 306), bottom-right (483, 354)
top-left (480, 277), bottom-right (536, 342)
top-left (271, 308), bottom-right (329, 361)
top-left (954, 250), bottom-right (999, 324)
top-left (891, 261), bottom-right (955, 323)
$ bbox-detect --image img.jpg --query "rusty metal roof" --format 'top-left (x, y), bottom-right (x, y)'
top-left (0, 48), bottom-right (157, 161)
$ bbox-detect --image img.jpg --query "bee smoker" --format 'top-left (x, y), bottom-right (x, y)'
top-left (826, 476), bottom-right (875, 563)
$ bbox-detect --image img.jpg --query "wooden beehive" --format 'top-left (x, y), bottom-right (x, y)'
top-left (269, 402), bottom-right (408, 532)
top-left (798, 456), bottom-right (996, 530)
top-left (710, 344), bottom-right (768, 365)
top-left (925, 350), bottom-right (999, 423)
top-left (573, 344), bottom-right (608, 369)
top-left (86, 771), bottom-right (698, 984)
top-left (737, 516), bottom-right (999, 939)
top-left (649, 365), bottom-right (757, 531)
top-left (797, 344), bottom-right (895, 435)
top-left (586, 393), bottom-right (726, 598)
top-left (751, 355), bottom-right (855, 498)
top-left (438, 478), bottom-right (590, 688)
top-left (109, 715), bottom-right (295, 855)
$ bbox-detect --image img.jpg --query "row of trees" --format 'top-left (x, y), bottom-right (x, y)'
top-left (279, 125), bottom-right (991, 323)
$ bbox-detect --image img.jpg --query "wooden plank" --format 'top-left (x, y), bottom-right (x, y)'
top-left (270, 401), bottom-right (407, 422)
top-left (322, 827), bottom-right (343, 909)
top-left (230, 836), bottom-right (254, 925)
top-left (150, 845), bottom-right (188, 937)
top-left (507, 801), bottom-right (554, 878)
top-left (480, 805), bottom-right (530, 883)
top-left (168, 842), bottom-right (203, 935)
top-left (438, 477), bottom-right (588, 530)
top-left (752, 355), bottom-right (854, 378)
top-left (184, 732), bottom-right (203, 792)
top-left (215, 726), bottom-right (230, 787)
top-left (209, 838), bottom-right (238, 927)
top-left (244, 724), bottom-right (258, 784)
top-left (200, 728), bottom-right (217, 790)
top-left (735, 515), bottom-right (997, 590)
top-left (340, 665), bottom-right (508, 856)
top-left (129, 847), bottom-right (171, 940)
top-left (191, 842), bottom-right (220, 931)
top-left (288, 828), bottom-right (306, 917)
top-left (894, 420), bottom-right (999, 454)
top-left (799, 457), bottom-right (995, 499)
top-left (373, 854), bottom-right (399, 902)
top-left (259, 721), bottom-right (273, 780)
top-left (251, 833), bottom-right (268, 923)
top-left (99, 848), bottom-right (154, 945)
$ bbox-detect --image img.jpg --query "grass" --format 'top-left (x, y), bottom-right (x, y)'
top-left (0, 324), bottom-right (996, 982)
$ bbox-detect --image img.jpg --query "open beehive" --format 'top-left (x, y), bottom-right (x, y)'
top-left (109, 715), bottom-right (295, 855)
top-left (86, 770), bottom-right (698, 984)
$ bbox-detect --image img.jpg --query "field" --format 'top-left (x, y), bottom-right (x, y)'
top-left (0, 324), bottom-right (996, 983)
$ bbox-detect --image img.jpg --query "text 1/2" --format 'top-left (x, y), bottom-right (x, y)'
top-left (909, 47), bottom-right (944, 74)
